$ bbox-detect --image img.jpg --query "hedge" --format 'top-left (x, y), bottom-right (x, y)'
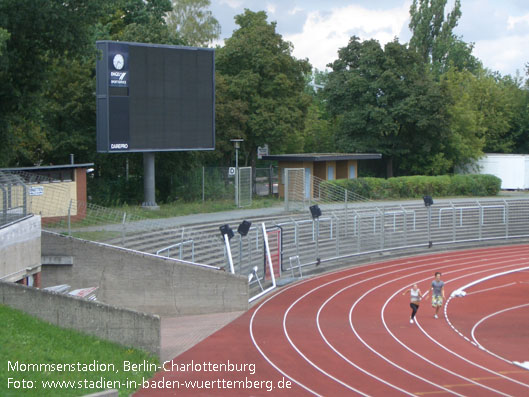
top-left (325, 174), bottom-right (501, 200)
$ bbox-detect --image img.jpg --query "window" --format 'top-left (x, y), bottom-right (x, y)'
top-left (327, 166), bottom-right (334, 180)
top-left (349, 165), bottom-right (356, 179)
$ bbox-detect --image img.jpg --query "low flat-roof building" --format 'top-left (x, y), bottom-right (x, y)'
top-left (0, 163), bottom-right (94, 224)
top-left (262, 153), bottom-right (381, 199)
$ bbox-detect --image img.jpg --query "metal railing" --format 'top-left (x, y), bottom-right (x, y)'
top-left (17, 169), bottom-right (529, 302)
top-left (156, 240), bottom-right (195, 262)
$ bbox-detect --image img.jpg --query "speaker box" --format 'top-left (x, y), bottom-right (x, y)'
top-left (219, 224), bottom-right (234, 240)
top-left (423, 195), bottom-right (434, 207)
top-left (310, 204), bottom-right (322, 219)
top-left (237, 220), bottom-right (252, 236)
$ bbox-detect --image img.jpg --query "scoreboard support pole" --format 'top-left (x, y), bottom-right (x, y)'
top-left (142, 152), bottom-right (159, 209)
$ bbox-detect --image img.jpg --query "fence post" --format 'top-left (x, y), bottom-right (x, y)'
top-left (1, 186), bottom-right (6, 225)
top-left (333, 213), bottom-right (340, 257)
top-left (239, 234), bottom-right (243, 273)
top-left (121, 212), bottom-right (127, 246)
top-left (427, 205), bottom-right (432, 248)
top-left (285, 170), bottom-right (289, 211)
top-left (290, 218), bottom-right (299, 258)
top-left (344, 190), bottom-right (348, 237)
top-left (315, 217), bottom-right (320, 264)
top-left (478, 200), bottom-right (483, 241)
top-left (379, 207), bottom-right (384, 250)
top-left (67, 199), bottom-right (72, 236)
top-left (308, 173), bottom-right (312, 209)
top-left (353, 210), bottom-right (360, 253)
top-left (401, 205), bottom-right (407, 247)
top-left (269, 164), bottom-right (273, 196)
top-left (504, 199), bottom-right (509, 238)
top-left (202, 166), bottom-right (205, 202)
top-left (23, 184), bottom-right (27, 216)
top-left (451, 201), bottom-right (456, 242)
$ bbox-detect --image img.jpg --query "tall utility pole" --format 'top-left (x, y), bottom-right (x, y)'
top-left (231, 139), bottom-right (244, 207)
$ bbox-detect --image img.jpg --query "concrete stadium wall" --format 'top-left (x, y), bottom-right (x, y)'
top-left (0, 281), bottom-right (160, 357)
top-left (41, 231), bottom-right (249, 316)
top-left (0, 215), bottom-right (41, 283)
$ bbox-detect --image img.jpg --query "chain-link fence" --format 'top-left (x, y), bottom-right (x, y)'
top-left (238, 167), bottom-right (252, 207)
top-left (255, 166), bottom-right (278, 196)
top-left (0, 171), bottom-right (28, 227)
top-left (159, 166), bottom-right (278, 203)
top-left (283, 168), bottom-right (370, 211)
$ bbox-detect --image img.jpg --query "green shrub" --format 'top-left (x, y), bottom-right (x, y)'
top-left (326, 174), bottom-right (501, 200)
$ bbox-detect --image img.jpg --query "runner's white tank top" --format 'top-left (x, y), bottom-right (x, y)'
top-left (410, 288), bottom-right (420, 302)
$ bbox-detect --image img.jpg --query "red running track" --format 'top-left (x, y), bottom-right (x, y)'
top-left (135, 245), bottom-right (529, 396)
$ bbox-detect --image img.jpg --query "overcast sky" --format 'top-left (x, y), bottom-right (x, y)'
top-left (209, 0), bottom-right (529, 78)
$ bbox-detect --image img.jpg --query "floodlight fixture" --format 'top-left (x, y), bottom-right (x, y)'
top-left (423, 195), bottom-right (434, 207)
top-left (230, 138), bottom-right (244, 149)
top-left (219, 224), bottom-right (234, 240)
top-left (238, 220), bottom-right (252, 236)
top-left (309, 204), bottom-right (322, 219)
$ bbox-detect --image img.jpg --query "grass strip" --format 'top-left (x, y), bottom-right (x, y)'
top-left (0, 304), bottom-right (159, 396)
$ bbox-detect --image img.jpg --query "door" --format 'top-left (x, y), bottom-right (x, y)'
top-left (304, 167), bottom-right (311, 199)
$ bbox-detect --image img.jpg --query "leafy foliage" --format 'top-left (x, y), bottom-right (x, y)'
top-left (325, 37), bottom-right (452, 177)
top-left (1, 1), bottom-right (529, 205)
top-left (328, 174), bottom-right (501, 200)
top-left (166, 0), bottom-right (221, 46)
top-left (214, 10), bottom-right (312, 167)
top-left (409, 0), bottom-right (479, 75)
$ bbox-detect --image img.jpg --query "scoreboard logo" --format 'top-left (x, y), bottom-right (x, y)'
top-left (110, 143), bottom-right (129, 150)
top-left (109, 51), bottom-right (129, 87)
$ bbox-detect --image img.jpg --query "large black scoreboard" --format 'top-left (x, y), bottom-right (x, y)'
top-left (96, 41), bottom-right (215, 153)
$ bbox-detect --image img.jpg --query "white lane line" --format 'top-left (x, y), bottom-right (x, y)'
top-left (250, 292), bottom-right (323, 396)
top-left (443, 267), bottom-right (529, 388)
top-left (471, 303), bottom-right (529, 364)
top-left (249, 254), bottom-right (431, 395)
top-left (283, 287), bottom-right (371, 396)
top-left (311, 262), bottom-right (447, 396)
top-left (251, 253), bottom-right (465, 395)
top-left (382, 266), bottom-right (520, 397)
top-left (464, 282), bottom-right (517, 296)
top-left (394, 261), bottom-right (525, 394)
top-left (425, 267), bottom-right (529, 389)
top-left (315, 254), bottom-right (519, 395)
top-left (249, 247), bottom-right (528, 394)
top-left (350, 257), bottom-right (529, 395)
top-left (450, 266), bottom-right (529, 298)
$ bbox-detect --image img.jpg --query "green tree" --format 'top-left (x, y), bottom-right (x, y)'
top-left (473, 72), bottom-right (519, 153)
top-left (0, 0), bottom-right (108, 165)
top-left (214, 10), bottom-right (311, 168)
top-left (325, 37), bottom-right (451, 177)
top-left (409, 0), bottom-right (479, 75)
top-left (302, 70), bottom-right (335, 153)
top-left (510, 74), bottom-right (529, 153)
top-left (439, 68), bottom-right (485, 168)
top-left (166, 0), bottom-right (221, 46)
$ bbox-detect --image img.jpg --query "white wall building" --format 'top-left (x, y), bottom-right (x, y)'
top-left (460, 154), bottom-right (529, 190)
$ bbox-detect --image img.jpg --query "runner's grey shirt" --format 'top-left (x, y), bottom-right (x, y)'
top-left (431, 280), bottom-right (444, 296)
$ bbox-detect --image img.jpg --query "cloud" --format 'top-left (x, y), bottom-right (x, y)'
top-left (266, 3), bottom-right (276, 14)
top-left (218, 0), bottom-right (244, 9)
top-left (507, 13), bottom-right (529, 29)
top-left (288, 7), bottom-right (304, 16)
top-left (284, 3), bottom-right (410, 70)
top-left (474, 34), bottom-right (529, 76)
